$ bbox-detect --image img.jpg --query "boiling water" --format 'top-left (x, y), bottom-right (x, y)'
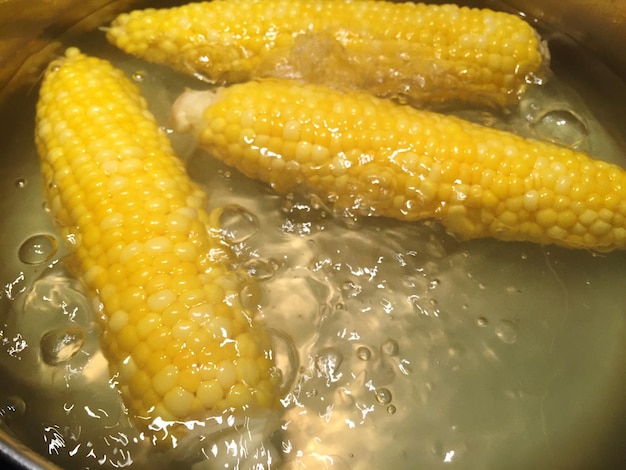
top-left (1, 7), bottom-right (626, 470)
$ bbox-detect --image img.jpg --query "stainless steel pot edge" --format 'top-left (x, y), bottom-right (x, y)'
top-left (0, 430), bottom-right (61, 470)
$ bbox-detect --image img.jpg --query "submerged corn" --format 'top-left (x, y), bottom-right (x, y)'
top-left (172, 79), bottom-right (626, 251)
top-left (107, 0), bottom-right (547, 107)
top-left (35, 48), bottom-right (277, 431)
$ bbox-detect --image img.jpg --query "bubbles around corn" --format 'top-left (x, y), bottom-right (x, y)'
top-left (18, 234), bottom-right (58, 265)
top-left (1, 12), bottom-right (626, 470)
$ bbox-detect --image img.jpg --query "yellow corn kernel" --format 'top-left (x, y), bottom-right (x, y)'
top-left (107, 0), bottom-right (547, 107)
top-left (35, 48), bottom-right (278, 433)
top-left (172, 79), bottom-right (626, 252)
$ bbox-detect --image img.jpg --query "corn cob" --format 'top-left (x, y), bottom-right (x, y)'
top-left (106, 0), bottom-right (547, 107)
top-left (172, 79), bottom-right (626, 252)
top-left (35, 48), bottom-right (278, 432)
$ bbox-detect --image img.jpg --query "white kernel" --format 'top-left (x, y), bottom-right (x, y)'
top-left (207, 316), bottom-right (233, 340)
top-left (120, 146), bottom-right (146, 159)
top-left (120, 241), bottom-right (144, 264)
top-left (598, 208), bottom-right (614, 222)
top-left (154, 178), bottom-right (177, 192)
top-left (216, 360), bottom-right (237, 390)
top-left (118, 158), bottom-right (144, 175)
top-left (550, 161), bottom-right (567, 173)
top-left (579, 209), bottom-right (597, 226)
top-left (240, 109), bottom-right (256, 129)
top-left (108, 175), bottom-right (128, 193)
top-left (197, 379), bottom-right (224, 408)
top-left (109, 309), bottom-right (129, 332)
top-left (145, 236), bottom-right (173, 254)
top-left (148, 289), bottom-right (177, 312)
top-left (188, 302), bottom-right (214, 322)
top-left (84, 265), bottom-right (105, 285)
top-left (153, 364), bottom-right (179, 396)
top-left (179, 288), bottom-right (206, 308)
top-left (174, 207), bottom-right (198, 219)
top-left (145, 197), bottom-right (170, 213)
top-left (172, 320), bottom-right (196, 340)
top-left (118, 356), bottom-right (137, 382)
top-left (163, 385), bottom-right (194, 419)
top-left (282, 120), bottom-right (300, 141)
top-left (166, 212), bottom-right (192, 233)
top-left (547, 225), bottom-right (568, 240)
top-left (311, 144), bottom-right (330, 165)
top-left (523, 190), bottom-right (539, 212)
top-left (589, 220), bottom-right (612, 237)
top-left (240, 128), bottom-right (256, 145)
top-left (100, 212), bottom-right (123, 231)
top-left (174, 241), bottom-right (199, 262)
top-left (295, 141), bottom-right (312, 162)
top-left (269, 156), bottom-right (286, 173)
top-left (101, 160), bottom-right (119, 175)
top-left (225, 383), bottom-right (253, 408)
top-left (555, 175), bottom-right (572, 194)
top-left (186, 194), bottom-right (204, 208)
top-left (137, 312), bottom-right (161, 338)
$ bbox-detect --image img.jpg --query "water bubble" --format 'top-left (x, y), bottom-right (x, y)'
top-left (40, 326), bottom-right (86, 365)
top-left (326, 192), bottom-right (339, 204)
top-left (239, 282), bottom-right (264, 311)
top-left (15, 178), bottom-right (27, 188)
top-left (242, 257), bottom-right (279, 281)
top-left (428, 278), bottom-right (441, 290)
top-left (341, 280), bottom-right (361, 298)
top-left (495, 320), bottom-right (518, 344)
top-left (530, 108), bottom-right (588, 148)
top-left (381, 338), bottom-right (399, 356)
top-left (335, 207), bottom-right (362, 230)
top-left (386, 404), bottom-right (397, 415)
top-left (476, 317), bottom-right (488, 327)
top-left (375, 388), bottom-right (392, 405)
top-left (18, 234), bottom-right (58, 265)
top-left (315, 347), bottom-right (343, 383)
top-left (132, 71), bottom-right (146, 82)
top-left (380, 298), bottom-right (393, 315)
top-left (356, 346), bottom-right (371, 361)
top-left (269, 329), bottom-right (299, 394)
top-left (219, 205), bottom-right (260, 243)
top-left (0, 396), bottom-right (26, 422)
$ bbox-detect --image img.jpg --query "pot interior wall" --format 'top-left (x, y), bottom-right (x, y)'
top-left (0, 1), bottom-right (625, 469)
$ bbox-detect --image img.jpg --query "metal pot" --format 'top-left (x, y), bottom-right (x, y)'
top-left (1, 0), bottom-right (625, 468)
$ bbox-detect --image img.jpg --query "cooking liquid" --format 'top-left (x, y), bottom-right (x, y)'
top-left (1, 6), bottom-right (626, 470)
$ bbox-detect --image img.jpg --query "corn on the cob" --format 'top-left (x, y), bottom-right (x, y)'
top-left (172, 79), bottom-right (626, 252)
top-left (35, 48), bottom-right (277, 432)
top-left (106, 0), bottom-right (547, 107)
